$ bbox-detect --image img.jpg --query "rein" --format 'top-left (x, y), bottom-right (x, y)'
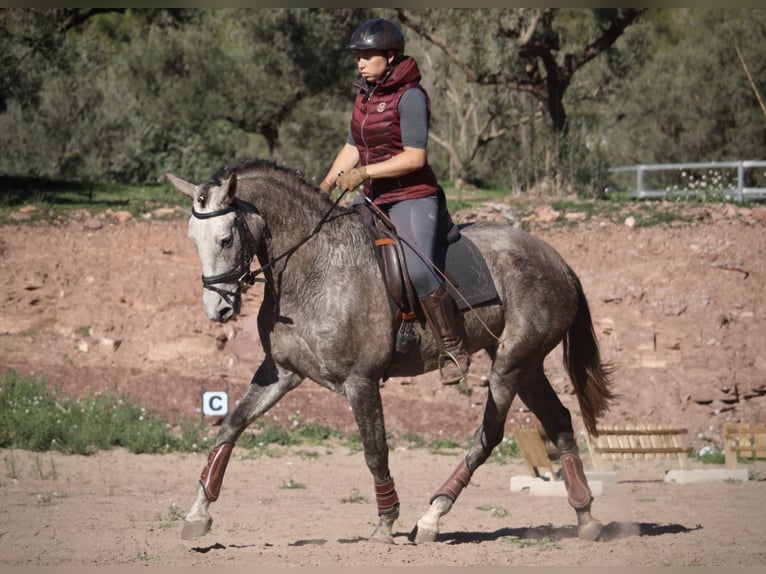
top-left (191, 189), bottom-right (349, 301)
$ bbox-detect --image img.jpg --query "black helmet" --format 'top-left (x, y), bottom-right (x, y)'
top-left (346, 18), bottom-right (404, 53)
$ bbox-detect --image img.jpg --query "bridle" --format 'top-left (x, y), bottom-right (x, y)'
top-left (191, 200), bottom-right (262, 307)
top-left (190, 189), bottom-right (349, 306)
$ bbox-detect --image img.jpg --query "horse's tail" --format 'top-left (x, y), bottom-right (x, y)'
top-left (562, 270), bottom-right (617, 438)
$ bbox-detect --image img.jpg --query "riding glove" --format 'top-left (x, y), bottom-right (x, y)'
top-left (337, 166), bottom-right (369, 191)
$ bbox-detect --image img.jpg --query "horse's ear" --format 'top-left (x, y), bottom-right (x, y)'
top-left (222, 174), bottom-right (237, 203)
top-left (165, 173), bottom-right (197, 200)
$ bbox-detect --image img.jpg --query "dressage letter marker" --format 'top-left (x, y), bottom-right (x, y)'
top-left (202, 391), bottom-right (229, 416)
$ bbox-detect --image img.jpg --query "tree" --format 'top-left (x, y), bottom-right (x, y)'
top-left (390, 9), bottom-right (645, 194)
top-left (0, 8), bottom-right (367, 183)
top-left (411, 42), bottom-right (533, 188)
top-left (0, 9), bottom-right (71, 114)
top-left (197, 8), bottom-right (364, 156)
top-left (0, 9), bottom-right (208, 181)
top-left (589, 9), bottom-right (766, 167)
top-left (0, 9), bottom-right (194, 114)
top-left (397, 8), bottom-right (645, 134)
top-left (2, 8), bottom-right (763, 193)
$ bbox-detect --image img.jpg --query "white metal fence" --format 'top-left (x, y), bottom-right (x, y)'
top-left (607, 160), bottom-right (766, 202)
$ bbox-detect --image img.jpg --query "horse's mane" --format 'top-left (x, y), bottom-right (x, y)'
top-left (204, 158), bottom-right (360, 248)
top-left (209, 157), bottom-right (303, 186)
top-left (203, 157), bottom-right (332, 210)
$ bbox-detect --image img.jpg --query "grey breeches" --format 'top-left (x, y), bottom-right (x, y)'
top-left (354, 194), bottom-right (443, 298)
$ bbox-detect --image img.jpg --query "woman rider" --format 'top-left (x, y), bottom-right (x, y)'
top-left (319, 18), bottom-right (470, 385)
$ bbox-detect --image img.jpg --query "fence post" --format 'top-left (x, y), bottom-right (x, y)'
top-left (737, 162), bottom-right (745, 202)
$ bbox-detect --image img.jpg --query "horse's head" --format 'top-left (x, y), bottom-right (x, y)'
top-left (166, 171), bottom-right (257, 323)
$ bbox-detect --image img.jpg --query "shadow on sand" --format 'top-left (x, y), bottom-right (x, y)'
top-left (397, 521), bottom-right (702, 545)
top-left (190, 521), bottom-right (701, 552)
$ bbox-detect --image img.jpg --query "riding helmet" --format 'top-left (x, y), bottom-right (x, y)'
top-left (346, 18), bottom-right (405, 53)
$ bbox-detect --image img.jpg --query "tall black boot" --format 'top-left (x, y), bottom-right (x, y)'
top-left (420, 284), bottom-right (470, 385)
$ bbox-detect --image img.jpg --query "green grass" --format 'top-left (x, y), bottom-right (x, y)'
top-left (0, 370), bottom-right (526, 465)
top-left (296, 422), bottom-right (342, 444)
top-left (444, 184), bottom-right (730, 230)
top-left (0, 370), bottom-right (409, 458)
top-left (477, 504), bottom-right (509, 518)
top-left (428, 436), bottom-right (463, 454)
top-left (488, 436), bottom-right (520, 464)
top-left (501, 535), bottom-right (559, 549)
top-left (343, 431), bottom-right (364, 453)
top-left (400, 432), bottom-right (427, 449)
top-left (250, 423), bottom-right (300, 447)
top-left (627, 203), bottom-right (692, 227)
top-left (444, 186), bottom-right (509, 213)
top-left (0, 369), bottom-right (211, 455)
top-left (155, 502), bottom-right (186, 529)
top-left (689, 444), bottom-right (726, 465)
top-left (0, 175), bottom-right (186, 224)
top-left (339, 488), bottom-right (367, 504)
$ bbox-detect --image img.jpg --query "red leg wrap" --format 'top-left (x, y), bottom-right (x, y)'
top-left (430, 458), bottom-right (472, 504)
top-left (560, 453), bottom-right (592, 510)
top-left (374, 476), bottom-right (400, 516)
top-left (199, 442), bottom-right (234, 502)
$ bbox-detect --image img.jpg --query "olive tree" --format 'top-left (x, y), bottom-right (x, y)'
top-left (0, 8), bottom-right (365, 183)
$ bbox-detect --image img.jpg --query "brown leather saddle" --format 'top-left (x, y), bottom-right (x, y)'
top-left (356, 194), bottom-right (498, 322)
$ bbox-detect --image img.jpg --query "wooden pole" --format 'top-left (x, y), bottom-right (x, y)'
top-left (736, 46), bottom-right (766, 118)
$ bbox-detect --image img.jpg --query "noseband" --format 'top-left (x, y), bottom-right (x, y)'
top-left (191, 202), bottom-right (263, 306)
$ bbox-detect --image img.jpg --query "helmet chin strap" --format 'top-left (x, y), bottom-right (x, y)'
top-left (382, 52), bottom-right (401, 80)
top-left (362, 56), bottom-right (397, 103)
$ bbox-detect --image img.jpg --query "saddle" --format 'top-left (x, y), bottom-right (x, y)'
top-left (357, 191), bottom-right (498, 326)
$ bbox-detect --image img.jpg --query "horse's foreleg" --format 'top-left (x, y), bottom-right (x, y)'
top-left (181, 359), bottom-right (301, 540)
top-left (411, 459), bottom-right (469, 543)
top-left (369, 474), bottom-right (399, 542)
top-left (181, 441), bottom-right (233, 539)
top-left (345, 378), bottom-right (399, 544)
top-left (413, 366), bottom-right (518, 543)
top-left (518, 366), bottom-right (603, 541)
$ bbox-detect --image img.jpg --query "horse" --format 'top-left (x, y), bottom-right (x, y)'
top-left (166, 158), bottom-right (615, 544)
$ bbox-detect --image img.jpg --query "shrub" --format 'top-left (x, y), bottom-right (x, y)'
top-left (0, 370), bottom-right (210, 455)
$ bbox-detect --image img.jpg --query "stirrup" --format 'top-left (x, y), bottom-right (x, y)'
top-left (438, 350), bottom-right (468, 385)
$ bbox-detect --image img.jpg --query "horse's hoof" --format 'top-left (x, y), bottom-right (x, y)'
top-left (578, 519), bottom-right (603, 541)
top-left (181, 517), bottom-right (213, 540)
top-left (369, 525), bottom-right (395, 545)
top-left (411, 523), bottom-right (438, 544)
top-left (368, 533), bottom-right (395, 545)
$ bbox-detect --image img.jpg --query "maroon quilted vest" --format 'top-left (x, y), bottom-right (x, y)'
top-left (350, 56), bottom-right (439, 206)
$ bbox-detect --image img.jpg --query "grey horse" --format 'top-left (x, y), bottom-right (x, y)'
top-left (166, 158), bottom-right (615, 544)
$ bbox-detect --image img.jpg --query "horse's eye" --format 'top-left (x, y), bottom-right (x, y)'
top-left (221, 236), bottom-right (233, 249)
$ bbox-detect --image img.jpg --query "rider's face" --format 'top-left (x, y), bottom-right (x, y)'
top-left (354, 50), bottom-right (393, 83)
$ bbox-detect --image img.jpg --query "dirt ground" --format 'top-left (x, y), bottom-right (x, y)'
top-left (1, 196), bottom-right (765, 566)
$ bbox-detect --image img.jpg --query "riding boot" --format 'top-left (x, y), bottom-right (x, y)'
top-left (420, 284), bottom-right (470, 385)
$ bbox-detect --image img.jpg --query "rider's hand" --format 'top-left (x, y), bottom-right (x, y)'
top-left (337, 166), bottom-right (369, 191)
top-left (319, 179), bottom-right (334, 193)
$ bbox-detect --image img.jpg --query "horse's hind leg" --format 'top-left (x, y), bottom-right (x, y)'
top-left (412, 363), bottom-right (521, 543)
top-left (181, 358), bottom-right (302, 540)
top-left (517, 364), bottom-right (603, 541)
